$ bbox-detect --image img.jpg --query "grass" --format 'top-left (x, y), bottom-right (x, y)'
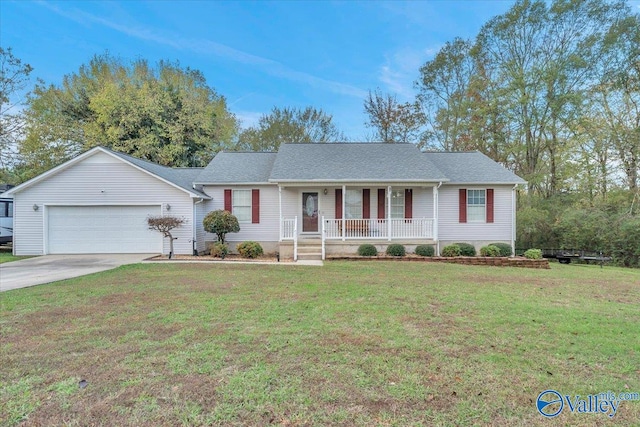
top-left (1, 261), bottom-right (639, 426)
top-left (0, 247), bottom-right (33, 264)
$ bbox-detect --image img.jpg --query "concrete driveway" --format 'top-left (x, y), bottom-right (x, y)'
top-left (0, 254), bottom-right (153, 292)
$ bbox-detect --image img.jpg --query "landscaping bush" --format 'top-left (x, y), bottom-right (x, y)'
top-left (441, 244), bottom-right (461, 257)
top-left (489, 242), bottom-right (513, 257)
top-left (210, 242), bottom-right (229, 258)
top-left (237, 241), bottom-right (264, 259)
top-left (357, 244), bottom-right (378, 256)
top-left (202, 210), bottom-right (240, 244)
top-left (455, 242), bottom-right (476, 256)
top-left (524, 248), bottom-right (543, 260)
top-left (480, 245), bottom-right (501, 257)
top-left (415, 244), bottom-right (435, 257)
top-left (386, 244), bottom-right (406, 257)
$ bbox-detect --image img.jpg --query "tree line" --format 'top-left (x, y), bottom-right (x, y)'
top-left (1, 0), bottom-right (638, 265)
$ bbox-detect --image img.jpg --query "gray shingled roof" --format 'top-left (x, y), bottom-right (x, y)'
top-left (194, 152), bottom-right (277, 184)
top-left (269, 143), bottom-right (448, 182)
top-left (107, 149), bottom-right (210, 198)
top-left (425, 151), bottom-right (526, 184)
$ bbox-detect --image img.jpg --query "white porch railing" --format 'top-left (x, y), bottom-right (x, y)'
top-left (281, 216), bottom-right (298, 261)
top-left (322, 218), bottom-right (434, 240)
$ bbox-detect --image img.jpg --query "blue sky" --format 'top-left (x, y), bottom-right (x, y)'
top-left (6, 0), bottom-right (634, 140)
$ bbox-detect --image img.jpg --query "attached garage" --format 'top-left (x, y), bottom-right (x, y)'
top-left (47, 205), bottom-right (162, 254)
top-left (2, 147), bottom-right (210, 256)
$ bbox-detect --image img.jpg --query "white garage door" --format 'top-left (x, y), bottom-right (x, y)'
top-left (47, 205), bottom-right (162, 254)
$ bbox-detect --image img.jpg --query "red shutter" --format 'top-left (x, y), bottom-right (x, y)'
top-left (459, 189), bottom-right (467, 223)
top-left (486, 189), bottom-right (494, 223)
top-left (363, 189), bottom-right (370, 219)
top-left (224, 189), bottom-right (232, 212)
top-left (405, 189), bottom-right (412, 219)
top-left (377, 189), bottom-right (386, 219)
top-left (335, 189), bottom-right (342, 219)
top-left (252, 189), bottom-right (260, 223)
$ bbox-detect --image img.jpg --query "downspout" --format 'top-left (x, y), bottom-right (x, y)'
top-left (193, 198), bottom-right (204, 255)
top-left (278, 186), bottom-right (282, 241)
top-left (435, 182), bottom-right (442, 255)
top-left (511, 184), bottom-right (518, 256)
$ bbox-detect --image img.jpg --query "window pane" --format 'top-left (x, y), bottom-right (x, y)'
top-left (234, 206), bottom-right (251, 222)
top-left (345, 189), bottom-right (362, 219)
top-left (468, 206), bottom-right (485, 222)
top-left (467, 189), bottom-right (485, 222)
top-left (0, 202), bottom-right (6, 218)
top-left (390, 190), bottom-right (404, 218)
top-left (233, 190), bottom-right (252, 222)
top-left (7, 202), bottom-right (12, 218)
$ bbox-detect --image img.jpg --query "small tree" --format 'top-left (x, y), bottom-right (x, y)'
top-left (202, 210), bottom-right (240, 244)
top-left (147, 215), bottom-right (186, 259)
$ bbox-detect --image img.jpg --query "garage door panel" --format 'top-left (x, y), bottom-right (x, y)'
top-left (48, 205), bottom-right (162, 254)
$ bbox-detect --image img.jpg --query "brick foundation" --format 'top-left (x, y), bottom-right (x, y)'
top-left (326, 255), bottom-right (550, 269)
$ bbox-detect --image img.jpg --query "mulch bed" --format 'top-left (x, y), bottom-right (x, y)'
top-left (147, 254), bottom-right (284, 262)
top-left (327, 255), bottom-right (550, 269)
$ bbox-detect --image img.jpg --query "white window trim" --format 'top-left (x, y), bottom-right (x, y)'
top-left (232, 189), bottom-right (252, 223)
top-left (390, 190), bottom-right (404, 219)
top-left (467, 189), bottom-right (486, 223)
top-left (345, 189), bottom-right (363, 219)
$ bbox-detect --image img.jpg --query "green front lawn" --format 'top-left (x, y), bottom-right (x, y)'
top-left (1, 262), bottom-right (638, 426)
top-left (0, 252), bottom-right (33, 264)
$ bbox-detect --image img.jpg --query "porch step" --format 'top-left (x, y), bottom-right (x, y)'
top-left (297, 252), bottom-right (323, 261)
top-left (297, 245), bottom-right (323, 254)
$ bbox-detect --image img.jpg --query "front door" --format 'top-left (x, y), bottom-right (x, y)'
top-left (302, 192), bottom-right (319, 232)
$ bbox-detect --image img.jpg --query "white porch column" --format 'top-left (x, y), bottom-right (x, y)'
top-left (342, 184), bottom-right (346, 242)
top-left (278, 185), bottom-right (282, 242)
top-left (387, 185), bottom-right (392, 241)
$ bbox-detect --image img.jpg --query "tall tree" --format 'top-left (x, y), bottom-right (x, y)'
top-left (0, 47), bottom-right (33, 179)
top-left (20, 54), bottom-right (238, 180)
top-left (363, 89), bottom-right (425, 143)
top-left (237, 106), bottom-right (344, 152)
top-left (416, 37), bottom-right (477, 151)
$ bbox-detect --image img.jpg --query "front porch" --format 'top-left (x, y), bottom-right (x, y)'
top-left (280, 217), bottom-right (437, 260)
top-left (276, 184), bottom-right (440, 260)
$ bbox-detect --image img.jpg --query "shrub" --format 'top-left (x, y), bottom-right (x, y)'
top-left (455, 242), bottom-right (476, 256)
top-left (415, 244), bottom-right (435, 257)
top-left (358, 244), bottom-right (378, 256)
top-left (441, 244), bottom-right (461, 257)
top-left (237, 241), bottom-right (264, 259)
top-left (489, 242), bottom-right (513, 257)
top-left (210, 242), bottom-right (229, 258)
top-left (524, 248), bottom-right (543, 260)
top-left (386, 244), bottom-right (406, 257)
top-left (480, 245), bottom-right (501, 257)
top-left (202, 210), bottom-right (240, 244)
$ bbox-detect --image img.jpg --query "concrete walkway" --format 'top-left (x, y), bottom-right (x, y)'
top-left (0, 254), bottom-right (153, 292)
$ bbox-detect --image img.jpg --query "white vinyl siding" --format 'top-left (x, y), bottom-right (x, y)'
top-left (232, 189), bottom-right (252, 223)
top-left (345, 189), bottom-right (362, 219)
top-left (12, 150), bottom-right (195, 255)
top-left (467, 189), bottom-right (486, 222)
top-left (195, 200), bottom-right (208, 253)
top-left (438, 185), bottom-right (512, 241)
top-left (202, 185), bottom-right (279, 244)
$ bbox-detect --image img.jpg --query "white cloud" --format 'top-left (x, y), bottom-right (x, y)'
top-left (38, 2), bottom-right (368, 99)
top-left (378, 46), bottom-right (438, 101)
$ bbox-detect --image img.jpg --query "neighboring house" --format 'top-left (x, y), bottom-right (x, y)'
top-left (1, 143), bottom-right (526, 259)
